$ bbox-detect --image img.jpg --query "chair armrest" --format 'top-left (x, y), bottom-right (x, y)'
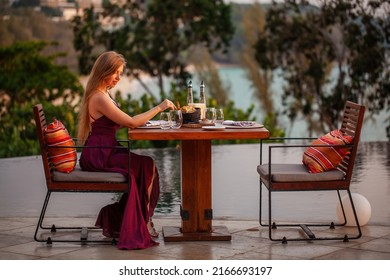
top-left (67, 138), bottom-right (131, 150)
top-left (262, 137), bottom-right (318, 142)
top-left (117, 139), bottom-right (131, 149)
top-left (260, 139), bottom-right (353, 165)
top-left (46, 139), bottom-right (132, 175)
top-left (262, 143), bottom-right (353, 184)
top-left (260, 137), bottom-right (317, 165)
top-left (47, 144), bottom-right (129, 150)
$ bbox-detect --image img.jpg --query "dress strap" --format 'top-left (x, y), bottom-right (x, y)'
top-left (108, 94), bottom-right (119, 107)
top-left (89, 114), bottom-right (97, 126)
top-left (89, 114), bottom-right (96, 121)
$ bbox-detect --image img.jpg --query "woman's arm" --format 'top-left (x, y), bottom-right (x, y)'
top-left (92, 94), bottom-right (175, 129)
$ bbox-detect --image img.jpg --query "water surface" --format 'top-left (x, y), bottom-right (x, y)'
top-left (1, 142), bottom-right (387, 227)
top-left (152, 142), bottom-right (390, 226)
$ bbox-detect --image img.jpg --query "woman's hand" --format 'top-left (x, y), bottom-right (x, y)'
top-left (120, 99), bottom-right (177, 129)
top-left (158, 99), bottom-right (176, 112)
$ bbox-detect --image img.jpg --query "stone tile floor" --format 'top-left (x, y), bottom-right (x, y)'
top-left (0, 215), bottom-right (389, 260)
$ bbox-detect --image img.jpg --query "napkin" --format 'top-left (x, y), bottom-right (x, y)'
top-left (222, 120), bottom-right (256, 127)
top-left (142, 120), bottom-right (162, 127)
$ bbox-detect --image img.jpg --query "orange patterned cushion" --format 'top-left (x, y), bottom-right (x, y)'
top-left (302, 130), bottom-right (353, 173)
top-left (44, 118), bottom-right (77, 173)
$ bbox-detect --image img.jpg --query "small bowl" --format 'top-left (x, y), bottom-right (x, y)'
top-left (182, 108), bottom-right (201, 124)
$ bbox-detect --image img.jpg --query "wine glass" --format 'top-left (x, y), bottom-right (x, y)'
top-left (160, 112), bottom-right (171, 130)
top-left (170, 110), bottom-right (183, 129)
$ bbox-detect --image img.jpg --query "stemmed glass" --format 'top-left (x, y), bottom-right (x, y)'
top-left (170, 110), bottom-right (183, 129)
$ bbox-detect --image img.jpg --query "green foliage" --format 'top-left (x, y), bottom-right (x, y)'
top-left (0, 99), bottom-right (78, 158)
top-left (0, 2), bottom-right (288, 158)
top-left (254, 0), bottom-right (390, 138)
top-left (11, 0), bottom-right (39, 7)
top-left (0, 7), bottom-right (78, 72)
top-left (0, 41), bottom-right (82, 110)
top-left (72, 0), bottom-right (235, 95)
top-left (0, 41), bottom-right (82, 158)
top-left (262, 112), bottom-right (285, 139)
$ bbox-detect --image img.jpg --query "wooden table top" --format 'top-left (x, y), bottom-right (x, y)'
top-left (128, 126), bottom-right (270, 141)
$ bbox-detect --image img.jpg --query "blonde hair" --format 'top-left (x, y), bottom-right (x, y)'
top-left (77, 51), bottom-right (126, 144)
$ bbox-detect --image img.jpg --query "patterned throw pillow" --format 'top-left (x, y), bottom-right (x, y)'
top-left (302, 129), bottom-right (353, 173)
top-left (44, 118), bottom-right (77, 173)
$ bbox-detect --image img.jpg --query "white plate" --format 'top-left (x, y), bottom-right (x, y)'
top-left (137, 120), bottom-right (162, 129)
top-left (224, 123), bottom-right (264, 129)
top-left (202, 125), bottom-right (226, 130)
top-left (137, 125), bottom-right (161, 129)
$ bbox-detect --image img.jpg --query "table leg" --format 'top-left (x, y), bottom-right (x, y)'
top-left (181, 140), bottom-right (212, 233)
top-left (162, 140), bottom-right (231, 241)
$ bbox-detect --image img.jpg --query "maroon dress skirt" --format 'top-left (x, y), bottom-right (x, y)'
top-left (79, 115), bottom-right (159, 249)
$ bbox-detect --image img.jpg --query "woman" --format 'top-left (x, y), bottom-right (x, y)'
top-left (77, 51), bottom-right (175, 250)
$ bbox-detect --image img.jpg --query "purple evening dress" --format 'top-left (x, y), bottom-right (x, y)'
top-left (79, 115), bottom-right (159, 249)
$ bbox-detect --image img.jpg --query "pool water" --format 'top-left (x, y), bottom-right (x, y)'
top-left (0, 142), bottom-right (388, 226)
top-left (149, 141), bottom-right (390, 226)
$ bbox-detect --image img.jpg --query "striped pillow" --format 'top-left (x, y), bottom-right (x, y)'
top-left (302, 130), bottom-right (353, 173)
top-left (44, 118), bottom-right (77, 173)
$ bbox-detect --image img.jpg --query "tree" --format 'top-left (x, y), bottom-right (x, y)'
top-left (254, 0), bottom-right (390, 138)
top-left (0, 41), bottom-right (82, 112)
top-left (0, 41), bottom-right (83, 157)
top-left (240, 3), bottom-right (284, 138)
top-left (189, 46), bottom-right (230, 106)
top-left (0, 6), bottom-right (79, 71)
top-left (11, 0), bottom-right (40, 7)
top-left (72, 0), bottom-right (235, 97)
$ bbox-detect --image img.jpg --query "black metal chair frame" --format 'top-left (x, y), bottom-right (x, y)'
top-left (33, 104), bottom-right (130, 245)
top-left (258, 101), bottom-right (365, 243)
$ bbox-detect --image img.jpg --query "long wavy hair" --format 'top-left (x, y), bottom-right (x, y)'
top-left (77, 51), bottom-right (126, 144)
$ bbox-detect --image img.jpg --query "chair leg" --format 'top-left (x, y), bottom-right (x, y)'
top-left (268, 188), bottom-right (274, 241)
top-left (345, 189), bottom-right (362, 240)
top-left (259, 188), bottom-right (362, 243)
top-left (259, 180), bottom-right (270, 227)
top-left (34, 191), bottom-right (117, 245)
top-left (34, 191), bottom-right (51, 242)
top-left (259, 180), bottom-right (265, 226)
top-left (258, 180), bottom-right (279, 241)
top-left (336, 190), bottom-right (347, 226)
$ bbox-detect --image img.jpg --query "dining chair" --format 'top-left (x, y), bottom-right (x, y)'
top-left (257, 101), bottom-right (365, 243)
top-left (33, 104), bottom-right (130, 244)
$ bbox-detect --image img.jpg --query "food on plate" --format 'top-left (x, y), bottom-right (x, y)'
top-left (180, 105), bottom-right (196, 113)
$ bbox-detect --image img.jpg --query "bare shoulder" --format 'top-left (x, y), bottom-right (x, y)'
top-left (90, 92), bottom-right (114, 109)
top-left (90, 91), bottom-right (107, 103)
top-left (88, 92), bottom-right (112, 117)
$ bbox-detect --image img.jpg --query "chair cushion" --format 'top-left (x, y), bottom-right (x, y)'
top-left (52, 166), bottom-right (126, 182)
top-left (257, 163), bottom-right (345, 182)
top-left (302, 129), bottom-right (353, 173)
top-left (44, 118), bottom-right (77, 173)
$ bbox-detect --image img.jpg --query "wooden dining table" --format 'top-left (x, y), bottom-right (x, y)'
top-left (128, 125), bottom-right (270, 242)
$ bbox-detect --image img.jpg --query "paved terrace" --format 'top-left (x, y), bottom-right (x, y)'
top-left (0, 215), bottom-right (390, 260)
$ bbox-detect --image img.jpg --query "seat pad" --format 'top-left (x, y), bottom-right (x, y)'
top-left (257, 163), bottom-right (345, 182)
top-left (52, 166), bottom-right (126, 183)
